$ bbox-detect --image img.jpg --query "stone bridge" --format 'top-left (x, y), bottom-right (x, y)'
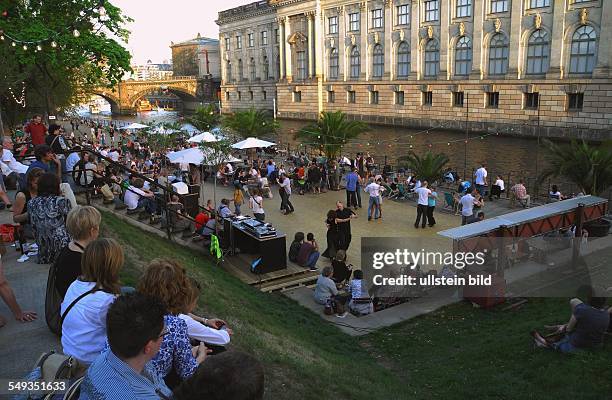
top-left (92, 76), bottom-right (219, 114)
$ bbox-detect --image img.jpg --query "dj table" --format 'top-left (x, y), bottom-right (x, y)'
top-left (223, 217), bottom-right (287, 273)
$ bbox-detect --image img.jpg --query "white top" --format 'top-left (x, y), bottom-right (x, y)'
top-left (108, 151), bottom-right (120, 162)
top-left (172, 181), bottom-right (189, 195)
top-left (250, 168), bottom-right (259, 178)
top-left (100, 149), bottom-right (108, 157)
top-left (178, 314), bottom-right (231, 346)
top-left (415, 187), bottom-right (431, 206)
top-left (250, 195), bottom-right (264, 214)
top-left (180, 162), bottom-right (190, 172)
top-left (494, 178), bottom-right (505, 191)
top-left (225, 163), bottom-right (234, 173)
top-left (61, 280), bottom-right (116, 365)
top-left (124, 185), bottom-right (146, 210)
top-left (65, 152), bottom-right (80, 173)
top-left (2, 149), bottom-right (29, 174)
top-left (364, 182), bottom-right (381, 197)
top-left (280, 177), bottom-right (291, 195)
top-left (475, 167), bottom-right (488, 185)
top-left (460, 194), bottom-right (476, 216)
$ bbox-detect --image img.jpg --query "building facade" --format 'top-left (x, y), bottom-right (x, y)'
top-left (171, 34), bottom-right (222, 79)
top-left (217, 0), bottom-right (612, 139)
top-left (127, 60), bottom-right (173, 81)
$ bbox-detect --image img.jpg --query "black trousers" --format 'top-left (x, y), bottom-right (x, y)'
top-left (280, 190), bottom-right (294, 212)
top-left (415, 204), bottom-right (428, 228)
top-left (427, 205), bottom-right (436, 227)
top-left (346, 190), bottom-right (357, 208)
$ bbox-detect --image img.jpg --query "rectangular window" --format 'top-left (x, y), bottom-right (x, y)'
top-left (297, 51), bottom-right (307, 80)
top-left (275, 29), bottom-right (279, 44)
top-left (397, 5), bottom-right (410, 25)
top-left (524, 92), bottom-right (539, 109)
top-left (395, 91), bottom-right (405, 105)
top-left (487, 92), bottom-right (499, 108)
top-left (328, 90), bottom-right (335, 103)
top-left (372, 9), bottom-right (383, 28)
top-left (490, 0), bottom-right (508, 13)
top-left (348, 90), bottom-right (356, 103)
top-left (423, 91), bottom-right (433, 106)
top-left (225, 38), bottom-right (230, 51)
top-left (328, 16), bottom-right (338, 34)
top-left (370, 91), bottom-right (379, 105)
top-left (236, 35), bottom-right (242, 49)
top-left (424, 0), bottom-right (439, 22)
top-left (457, 0), bottom-right (472, 17)
top-left (567, 93), bottom-right (584, 111)
top-left (261, 31), bottom-right (268, 45)
top-left (262, 90), bottom-right (267, 100)
top-left (225, 91), bottom-right (230, 101)
top-left (248, 33), bottom-right (254, 47)
top-left (237, 91), bottom-right (242, 101)
top-left (349, 12), bottom-right (360, 32)
top-left (293, 91), bottom-right (302, 102)
top-left (453, 91), bottom-right (465, 107)
top-left (249, 91), bottom-right (254, 100)
top-left (529, 0), bottom-right (550, 8)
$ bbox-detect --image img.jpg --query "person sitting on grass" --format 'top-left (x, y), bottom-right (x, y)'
top-left (532, 286), bottom-right (609, 353)
top-left (296, 232), bottom-right (320, 271)
top-left (314, 266), bottom-right (349, 318)
top-left (288, 232), bottom-right (304, 263)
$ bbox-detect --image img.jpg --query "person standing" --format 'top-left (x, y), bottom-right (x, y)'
top-left (322, 209), bottom-right (338, 259)
top-left (460, 187), bottom-right (482, 225)
top-left (427, 185), bottom-right (438, 227)
top-left (278, 173), bottom-right (294, 214)
top-left (474, 163), bottom-right (488, 196)
top-left (24, 115), bottom-right (47, 146)
top-left (364, 177), bottom-right (382, 221)
top-left (249, 188), bottom-right (265, 222)
top-left (335, 201), bottom-right (357, 251)
top-left (345, 168), bottom-right (360, 209)
top-left (414, 181), bottom-right (431, 229)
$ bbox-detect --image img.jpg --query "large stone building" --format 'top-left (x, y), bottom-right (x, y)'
top-left (171, 34), bottom-right (222, 79)
top-left (217, 0), bottom-right (612, 139)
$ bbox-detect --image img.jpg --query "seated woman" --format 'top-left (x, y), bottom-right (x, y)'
top-left (288, 232), bottom-right (304, 264)
top-left (532, 288), bottom-right (609, 353)
top-left (138, 259), bottom-right (207, 385)
top-left (54, 206), bottom-right (101, 299)
top-left (348, 270), bottom-right (372, 316)
top-left (61, 238), bottom-right (123, 367)
top-left (331, 250), bottom-right (352, 285)
top-left (28, 172), bottom-right (72, 264)
top-left (489, 175), bottom-right (505, 201)
top-left (12, 167), bottom-right (44, 253)
top-left (313, 266), bottom-right (348, 317)
top-left (549, 185), bottom-right (565, 201)
top-left (179, 278), bottom-right (232, 353)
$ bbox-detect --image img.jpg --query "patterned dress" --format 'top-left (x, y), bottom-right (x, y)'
top-left (28, 195), bottom-right (72, 264)
top-left (150, 314), bottom-right (198, 380)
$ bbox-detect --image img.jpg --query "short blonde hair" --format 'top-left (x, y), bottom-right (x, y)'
top-left (81, 238), bottom-right (124, 294)
top-left (66, 206), bottom-right (101, 240)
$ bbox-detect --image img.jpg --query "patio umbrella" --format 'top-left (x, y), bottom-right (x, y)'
top-left (153, 126), bottom-right (179, 135)
top-left (188, 131), bottom-right (219, 143)
top-left (166, 148), bottom-right (204, 165)
top-left (119, 122), bottom-right (149, 130)
top-left (231, 137), bottom-right (276, 149)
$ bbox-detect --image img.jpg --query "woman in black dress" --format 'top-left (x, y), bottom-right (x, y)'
top-left (322, 209), bottom-right (338, 259)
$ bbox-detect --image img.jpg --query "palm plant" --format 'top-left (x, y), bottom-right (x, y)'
top-left (398, 151), bottom-right (449, 183)
top-left (538, 139), bottom-right (612, 195)
top-left (188, 104), bottom-right (220, 132)
top-left (297, 111), bottom-right (369, 159)
top-left (222, 108), bottom-right (278, 139)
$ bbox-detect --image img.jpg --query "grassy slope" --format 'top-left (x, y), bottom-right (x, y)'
top-left (104, 211), bottom-right (612, 400)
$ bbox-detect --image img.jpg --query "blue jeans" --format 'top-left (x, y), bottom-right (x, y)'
top-left (235, 203), bottom-right (241, 215)
top-left (306, 251), bottom-right (320, 268)
top-left (368, 196), bottom-right (380, 219)
top-left (138, 197), bottom-right (157, 214)
top-left (552, 335), bottom-right (578, 353)
top-left (475, 184), bottom-right (487, 196)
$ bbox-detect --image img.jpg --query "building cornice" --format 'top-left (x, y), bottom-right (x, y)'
top-left (216, 1), bottom-right (276, 25)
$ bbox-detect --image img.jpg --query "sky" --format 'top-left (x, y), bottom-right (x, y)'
top-left (112, 0), bottom-right (249, 64)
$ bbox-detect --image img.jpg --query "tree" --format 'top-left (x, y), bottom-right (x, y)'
top-left (222, 108), bottom-right (278, 139)
top-left (296, 111), bottom-right (369, 159)
top-left (0, 0), bottom-right (132, 127)
top-left (200, 138), bottom-right (233, 205)
top-left (538, 139), bottom-right (612, 195)
top-left (398, 151), bottom-right (449, 183)
top-left (188, 104), bottom-right (220, 132)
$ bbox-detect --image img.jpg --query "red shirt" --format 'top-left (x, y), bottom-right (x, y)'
top-left (25, 122), bottom-right (47, 145)
top-left (194, 212), bottom-right (210, 230)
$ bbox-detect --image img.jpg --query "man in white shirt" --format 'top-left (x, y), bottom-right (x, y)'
top-left (124, 178), bottom-right (156, 215)
top-left (460, 187), bottom-right (483, 225)
top-left (414, 181), bottom-right (432, 229)
top-left (1, 137), bottom-right (29, 175)
top-left (474, 164), bottom-right (488, 196)
top-left (364, 178), bottom-right (383, 221)
top-left (278, 173), bottom-right (294, 214)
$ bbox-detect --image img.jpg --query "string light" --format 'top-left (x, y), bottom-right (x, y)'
top-left (22, 44), bottom-right (27, 50)
top-left (51, 41), bottom-right (57, 48)
top-left (73, 29), bottom-right (80, 37)
top-left (8, 83), bottom-right (26, 108)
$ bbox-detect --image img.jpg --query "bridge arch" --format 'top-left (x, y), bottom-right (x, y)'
top-left (128, 84), bottom-right (198, 108)
top-left (90, 90), bottom-right (122, 114)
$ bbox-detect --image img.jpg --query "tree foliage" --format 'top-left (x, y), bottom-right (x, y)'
top-left (296, 111), bottom-right (369, 159)
top-left (0, 0), bottom-right (132, 125)
top-left (222, 108), bottom-right (278, 139)
top-left (538, 139), bottom-right (612, 195)
top-left (188, 104), bottom-right (220, 132)
top-left (398, 151), bottom-right (449, 183)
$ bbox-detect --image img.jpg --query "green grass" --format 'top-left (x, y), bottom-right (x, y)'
top-left (102, 211), bottom-right (612, 400)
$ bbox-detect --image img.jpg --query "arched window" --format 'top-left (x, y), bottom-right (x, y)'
top-left (569, 25), bottom-right (597, 74)
top-left (526, 30), bottom-right (549, 74)
top-left (455, 36), bottom-right (472, 76)
top-left (329, 48), bottom-right (339, 79)
top-left (397, 41), bottom-right (410, 78)
top-left (226, 60), bottom-right (232, 82)
top-left (372, 44), bottom-right (384, 78)
top-left (249, 57), bottom-right (256, 81)
top-left (350, 47), bottom-right (361, 79)
top-left (488, 33), bottom-right (509, 75)
top-left (424, 39), bottom-right (439, 77)
top-left (262, 55), bottom-right (269, 80)
top-left (238, 59), bottom-right (244, 80)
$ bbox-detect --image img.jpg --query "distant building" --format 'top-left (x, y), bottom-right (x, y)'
top-left (128, 60), bottom-right (173, 81)
top-left (171, 33), bottom-right (221, 79)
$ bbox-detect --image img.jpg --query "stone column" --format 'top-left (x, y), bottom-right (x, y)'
top-left (307, 12), bottom-right (315, 78)
top-left (594, 1), bottom-right (612, 77)
top-left (439, 0), bottom-right (449, 78)
top-left (278, 18), bottom-right (286, 80)
top-left (548, 0), bottom-right (565, 78)
top-left (410, 0), bottom-right (420, 79)
top-left (361, 1), bottom-right (369, 80)
top-left (284, 17), bottom-right (293, 82)
top-left (384, 0), bottom-right (393, 80)
top-left (471, 0), bottom-right (484, 79)
top-left (338, 6), bottom-right (346, 81)
top-left (508, 0), bottom-right (523, 77)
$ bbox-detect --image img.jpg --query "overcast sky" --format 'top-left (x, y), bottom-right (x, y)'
top-left (113, 0), bottom-right (249, 64)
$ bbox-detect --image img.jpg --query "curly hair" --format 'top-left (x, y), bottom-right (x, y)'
top-left (137, 258), bottom-right (194, 315)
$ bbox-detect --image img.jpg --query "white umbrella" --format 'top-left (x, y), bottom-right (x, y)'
top-left (188, 131), bottom-right (219, 143)
top-left (166, 148), bottom-right (204, 165)
top-left (120, 122), bottom-right (149, 130)
top-left (153, 126), bottom-right (178, 135)
top-left (231, 137), bottom-right (276, 149)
